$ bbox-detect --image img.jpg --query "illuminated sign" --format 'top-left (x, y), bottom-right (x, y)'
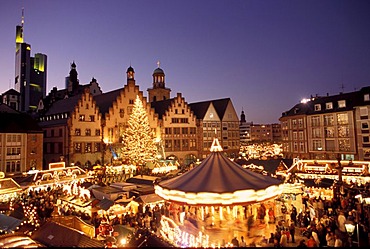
top-left (49, 162), bottom-right (66, 170)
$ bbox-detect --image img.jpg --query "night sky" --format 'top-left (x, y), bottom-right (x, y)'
top-left (1, 0), bottom-right (369, 123)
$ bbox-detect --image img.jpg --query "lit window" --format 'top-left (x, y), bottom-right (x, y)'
top-left (338, 100), bottom-right (346, 108)
top-left (314, 104), bottom-right (321, 111)
top-left (364, 94), bottom-right (370, 101)
top-left (326, 102), bottom-right (333, 110)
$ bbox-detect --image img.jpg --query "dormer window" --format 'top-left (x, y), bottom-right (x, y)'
top-left (326, 102), bottom-right (333, 110)
top-left (338, 100), bottom-right (346, 108)
top-left (314, 104), bottom-right (321, 111)
top-left (364, 94), bottom-right (370, 101)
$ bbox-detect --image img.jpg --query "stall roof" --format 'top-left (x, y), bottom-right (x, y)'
top-left (0, 234), bottom-right (44, 248)
top-left (31, 221), bottom-right (105, 247)
top-left (91, 186), bottom-right (127, 201)
top-left (126, 175), bottom-right (160, 186)
top-left (96, 198), bottom-right (114, 211)
top-left (134, 193), bottom-right (164, 204)
top-left (0, 178), bottom-right (22, 195)
top-left (0, 214), bottom-right (22, 233)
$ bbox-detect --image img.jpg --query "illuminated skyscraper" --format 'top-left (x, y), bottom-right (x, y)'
top-left (14, 8), bottom-right (47, 112)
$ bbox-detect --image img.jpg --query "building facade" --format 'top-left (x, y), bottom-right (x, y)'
top-left (239, 110), bottom-right (252, 146)
top-left (250, 124), bottom-right (273, 142)
top-left (37, 64), bottom-right (240, 168)
top-left (0, 104), bottom-right (43, 176)
top-left (189, 98), bottom-right (240, 159)
top-left (96, 66), bottom-right (160, 166)
top-left (151, 93), bottom-right (199, 165)
top-left (280, 87), bottom-right (370, 160)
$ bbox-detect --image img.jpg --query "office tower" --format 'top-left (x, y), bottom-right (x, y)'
top-left (14, 8), bottom-right (47, 112)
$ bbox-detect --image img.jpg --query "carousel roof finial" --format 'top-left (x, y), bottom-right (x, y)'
top-left (210, 136), bottom-right (223, 152)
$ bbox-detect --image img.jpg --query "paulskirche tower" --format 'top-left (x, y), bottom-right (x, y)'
top-left (147, 61), bottom-right (171, 102)
top-left (14, 8), bottom-right (47, 112)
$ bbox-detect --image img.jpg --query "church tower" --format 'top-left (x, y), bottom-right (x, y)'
top-left (66, 61), bottom-right (79, 94)
top-left (147, 61), bottom-right (171, 102)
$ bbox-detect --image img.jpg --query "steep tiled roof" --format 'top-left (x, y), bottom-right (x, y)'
top-left (150, 98), bottom-right (174, 119)
top-left (2, 88), bottom-right (20, 96)
top-left (44, 94), bottom-right (82, 115)
top-left (211, 98), bottom-right (231, 119)
top-left (0, 111), bottom-right (42, 133)
top-left (0, 103), bottom-right (18, 113)
top-left (188, 101), bottom-right (211, 119)
top-left (94, 88), bottom-right (122, 116)
top-left (189, 98), bottom-right (230, 119)
top-left (281, 86), bottom-right (370, 118)
top-left (151, 97), bottom-right (232, 120)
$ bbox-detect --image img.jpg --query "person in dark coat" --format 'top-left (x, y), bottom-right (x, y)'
top-left (289, 222), bottom-right (296, 243)
top-left (231, 237), bottom-right (239, 247)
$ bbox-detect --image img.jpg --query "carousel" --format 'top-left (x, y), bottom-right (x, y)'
top-left (154, 138), bottom-right (285, 247)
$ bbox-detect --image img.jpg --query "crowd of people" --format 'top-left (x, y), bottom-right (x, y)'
top-left (250, 180), bottom-right (370, 247)
top-left (3, 164), bottom-right (370, 248)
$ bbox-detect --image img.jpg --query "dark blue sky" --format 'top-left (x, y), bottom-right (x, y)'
top-left (1, 0), bottom-right (370, 123)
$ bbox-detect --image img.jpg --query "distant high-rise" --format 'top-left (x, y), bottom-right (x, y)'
top-left (14, 8), bottom-right (47, 112)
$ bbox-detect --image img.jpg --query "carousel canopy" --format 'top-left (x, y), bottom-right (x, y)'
top-left (155, 138), bottom-right (284, 206)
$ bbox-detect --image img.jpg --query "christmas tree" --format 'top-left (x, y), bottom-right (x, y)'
top-left (122, 95), bottom-right (157, 167)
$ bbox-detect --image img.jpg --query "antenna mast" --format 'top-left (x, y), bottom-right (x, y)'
top-left (21, 7), bottom-right (24, 27)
